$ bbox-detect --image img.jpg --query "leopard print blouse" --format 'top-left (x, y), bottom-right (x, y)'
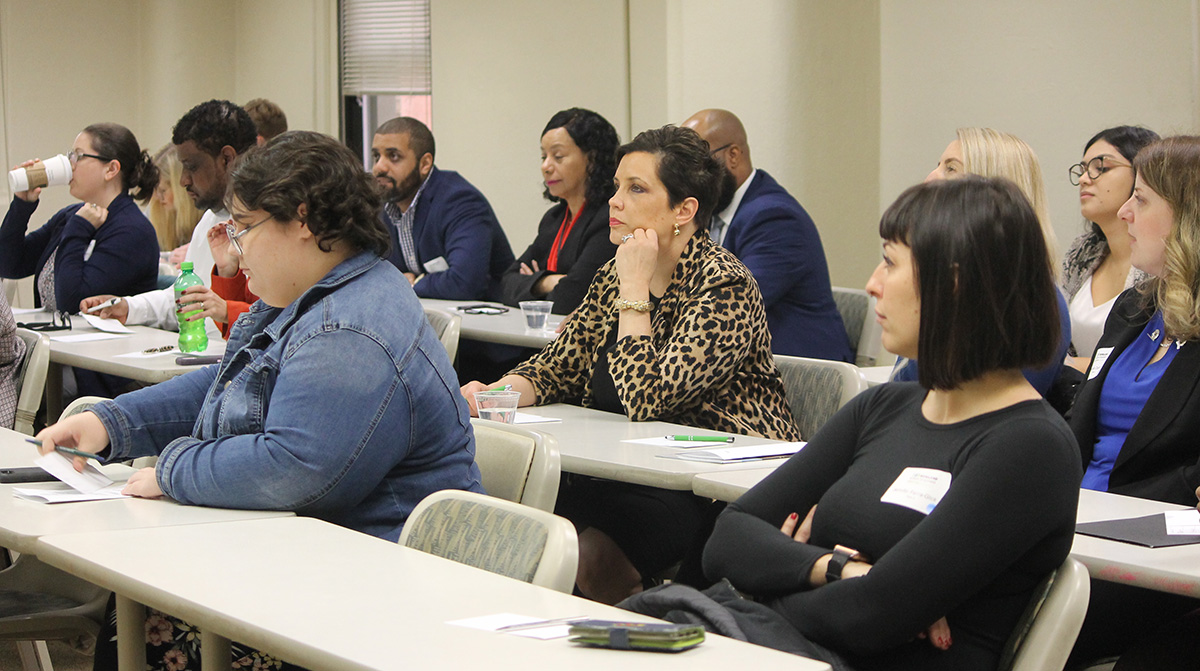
top-left (511, 232), bottom-right (800, 441)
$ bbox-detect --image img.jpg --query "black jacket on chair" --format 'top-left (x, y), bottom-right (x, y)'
top-left (1067, 289), bottom-right (1200, 505)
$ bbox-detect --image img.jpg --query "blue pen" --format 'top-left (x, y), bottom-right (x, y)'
top-left (25, 438), bottom-right (103, 462)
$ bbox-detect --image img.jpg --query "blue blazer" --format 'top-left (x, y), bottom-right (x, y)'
top-left (383, 168), bottom-right (514, 301)
top-left (723, 170), bottom-right (852, 362)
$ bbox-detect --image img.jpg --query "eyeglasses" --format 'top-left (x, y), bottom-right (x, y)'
top-left (455, 304), bottom-right (509, 315)
top-left (222, 214), bottom-right (272, 255)
top-left (67, 150), bottom-right (113, 166)
top-left (18, 311), bottom-right (72, 332)
top-left (1068, 156), bottom-right (1131, 186)
top-left (708, 143), bottom-right (733, 158)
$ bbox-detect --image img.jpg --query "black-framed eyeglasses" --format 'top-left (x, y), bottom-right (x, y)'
top-left (67, 150), bottom-right (113, 166)
top-left (1068, 156), bottom-right (1131, 186)
top-left (708, 143), bottom-right (733, 157)
top-left (455, 304), bottom-right (509, 315)
top-left (19, 311), bottom-right (72, 332)
top-left (222, 214), bottom-right (272, 255)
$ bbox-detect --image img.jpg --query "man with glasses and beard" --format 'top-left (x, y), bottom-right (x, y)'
top-left (371, 117), bottom-right (513, 300)
top-left (683, 109), bottom-right (851, 362)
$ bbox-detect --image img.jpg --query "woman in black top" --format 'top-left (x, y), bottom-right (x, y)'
top-left (499, 108), bottom-right (619, 314)
top-left (701, 177), bottom-right (1082, 670)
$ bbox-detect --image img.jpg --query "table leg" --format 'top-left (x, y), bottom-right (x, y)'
top-left (45, 362), bottom-right (63, 423)
top-left (201, 628), bottom-right (231, 671)
top-left (115, 595), bottom-right (146, 671)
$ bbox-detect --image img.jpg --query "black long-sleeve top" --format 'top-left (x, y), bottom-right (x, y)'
top-left (704, 383), bottom-right (1081, 670)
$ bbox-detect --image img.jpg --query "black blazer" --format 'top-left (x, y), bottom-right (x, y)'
top-left (499, 200), bottom-right (616, 314)
top-left (1067, 289), bottom-right (1200, 505)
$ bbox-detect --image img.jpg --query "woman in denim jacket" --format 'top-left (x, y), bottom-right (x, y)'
top-left (37, 131), bottom-right (484, 670)
top-left (37, 130), bottom-right (483, 539)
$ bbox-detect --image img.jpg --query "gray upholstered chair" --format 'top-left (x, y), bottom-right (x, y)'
top-left (423, 307), bottom-right (462, 363)
top-left (470, 419), bottom-right (560, 512)
top-left (773, 354), bottom-right (868, 439)
top-left (831, 286), bottom-right (882, 367)
top-left (0, 554), bottom-right (110, 671)
top-left (999, 557), bottom-right (1091, 671)
top-left (13, 329), bottom-right (49, 435)
top-left (399, 489), bottom-right (578, 593)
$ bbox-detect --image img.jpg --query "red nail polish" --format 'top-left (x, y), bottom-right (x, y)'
top-left (789, 512), bottom-right (798, 520)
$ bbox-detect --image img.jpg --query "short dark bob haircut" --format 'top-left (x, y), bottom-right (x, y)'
top-left (541, 108), bottom-right (620, 205)
top-left (879, 176), bottom-right (1059, 390)
top-left (227, 131), bottom-right (390, 257)
top-left (614, 125), bottom-right (723, 230)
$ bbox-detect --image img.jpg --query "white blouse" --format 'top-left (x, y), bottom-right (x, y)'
top-left (1069, 274), bottom-right (1118, 358)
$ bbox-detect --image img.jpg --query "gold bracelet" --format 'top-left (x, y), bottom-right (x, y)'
top-left (615, 298), bottom-right (653, 313)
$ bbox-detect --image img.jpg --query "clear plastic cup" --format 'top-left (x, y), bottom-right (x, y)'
top-left (473, 390), bottom-right (521, 424)
top-left (519, 300), bottom-right (553, 331)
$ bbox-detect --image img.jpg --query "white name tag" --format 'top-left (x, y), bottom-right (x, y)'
top-left (1088, 347), bottom-right (1114, 380)
top-left (880, 467), bottom-right (951, 515)
top-left (424, 256), bottom-right (450, 273)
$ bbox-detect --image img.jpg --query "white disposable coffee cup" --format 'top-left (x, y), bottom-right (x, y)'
top-left (8, 154), bottom-right (72, 193)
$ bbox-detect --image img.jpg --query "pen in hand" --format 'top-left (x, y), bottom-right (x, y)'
top-left (25, 438), bottom-right (103, 462)
top-left (84, 297), bottom-right (120, 314)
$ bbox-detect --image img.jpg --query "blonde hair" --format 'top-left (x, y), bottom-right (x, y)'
top-left (956, 127), bottom-right (1057, 270)
top-left (147, 145), bottom-right (201, 249)
top-left (1131, 136), bottom-right (1200, 341)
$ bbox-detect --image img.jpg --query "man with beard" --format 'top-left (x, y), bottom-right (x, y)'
top-left (371, 117), bottom-right (513, 300)
top-left (682, 109), bottom-right (852, 362)
top-left (81, 100), bottom-right (258, 334)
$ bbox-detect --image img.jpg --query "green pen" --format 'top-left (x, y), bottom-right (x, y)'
top-left (665, 435), bottom-right (734, 443)
top-left (25, 438), bottom-right (103, 462)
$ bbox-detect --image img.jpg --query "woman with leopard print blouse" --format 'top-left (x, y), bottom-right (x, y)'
top-left (462, 125), bottom-right (798, 604)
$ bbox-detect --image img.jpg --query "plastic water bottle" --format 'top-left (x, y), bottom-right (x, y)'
top-left (174, 262), bottom-right (208, 353)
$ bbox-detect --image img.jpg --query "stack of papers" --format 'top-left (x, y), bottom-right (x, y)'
top-left (11, 452), bottom-right (128, 504)
top-left (673, 442), bottom-right (805, 463)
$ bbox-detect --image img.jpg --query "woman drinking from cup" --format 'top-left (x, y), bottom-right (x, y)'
top-left (0, 123), bottom-right (160, 311)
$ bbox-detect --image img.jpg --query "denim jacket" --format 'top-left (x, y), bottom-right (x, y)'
top-left (92, 251), bottom-right (483, 541)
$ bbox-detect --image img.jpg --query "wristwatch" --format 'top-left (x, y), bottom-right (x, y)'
top-left (824, 545), bottom-right (864, 584)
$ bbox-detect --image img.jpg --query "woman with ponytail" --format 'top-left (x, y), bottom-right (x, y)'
top-left (0, 122), bottom-right (160, 311)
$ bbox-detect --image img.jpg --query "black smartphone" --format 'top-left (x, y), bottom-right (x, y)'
top-left (175, 355), bottom-right (223, 366)
top-left (0, 467), bottom-right (56, 484)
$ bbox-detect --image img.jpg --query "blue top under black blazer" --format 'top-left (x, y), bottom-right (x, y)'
top-left (382, 167), bottom-right (514, 301)
top-left (1067, 288), bottom-right (1200, 505)
top-left (722, 170), bottom-right (852, 362)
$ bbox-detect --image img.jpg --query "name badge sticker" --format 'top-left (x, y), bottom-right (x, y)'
top-left (880, 467), bottom-right (951, 515)
top-left (1088, 347), bottom-right (1114, 380)
top-left (424, 256), bottom-right (450, 274)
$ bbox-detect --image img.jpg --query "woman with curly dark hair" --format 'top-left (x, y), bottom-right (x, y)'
top-left (499, 107), bottom-right (621, 313)
top-left (37, 130), bottom-right (484, 671)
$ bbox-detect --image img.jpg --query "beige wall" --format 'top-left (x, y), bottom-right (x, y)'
top-left (429, 0), bottom-right (630, 249)
top-left (880, 0), bottom-right (1199, 259)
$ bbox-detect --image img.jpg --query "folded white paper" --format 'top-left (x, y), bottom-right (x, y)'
top-left (1164, 509), bottom-right (1200, 535)
top-left (51, 332), bottom-right (126, 343)
top-left (673, 442), bottom-right (806, 463)
top-left (81, 313), bottom-right (133, 333)
top-left (34, 452), bottom-right (113, 492)
top-left (14, 483), bottom-right (126, 504)
top-left (513, 412), bottom-right (562, 424)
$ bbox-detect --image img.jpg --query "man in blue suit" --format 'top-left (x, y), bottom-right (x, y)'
top-left (682, 109), bottom-right (852, 362)
top-left (371, 117), bottom-right (514, 300)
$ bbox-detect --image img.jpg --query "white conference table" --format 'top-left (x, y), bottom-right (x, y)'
top-left (22, 309), bottom-right (226, 420)
top-left (420, 298), bottom-right (558, 348)
top-left (692, 467), bottom-right (1200, 598)
top-left (35, 516), bottom-right (830, 671)
top-left (527, 403), bottom-right (793, 490)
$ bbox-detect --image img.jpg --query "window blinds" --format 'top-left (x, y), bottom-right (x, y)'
top-left (340, 0), bottom-right (432, 95)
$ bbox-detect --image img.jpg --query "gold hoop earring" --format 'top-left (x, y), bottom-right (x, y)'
top-left (673, 222), bottom-right (680, 237)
